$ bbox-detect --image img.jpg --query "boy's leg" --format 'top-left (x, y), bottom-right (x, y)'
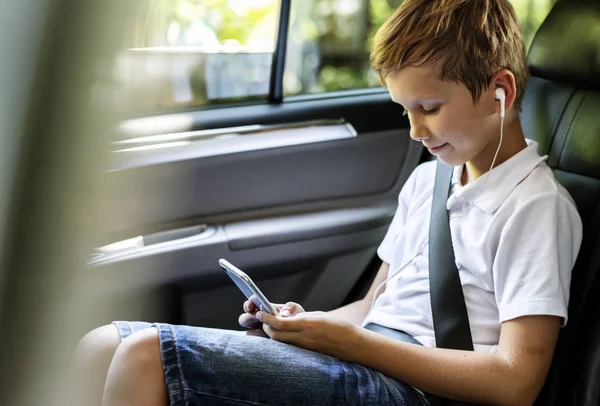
top-left (105, 322), bottom-right (429, 406)
top-left (103, 327), bottom-right (167, 406)
top-left (69, 325), bottom-right (122, 406)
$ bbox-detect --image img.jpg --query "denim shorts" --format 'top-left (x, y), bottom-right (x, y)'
top-left (113, 321), bottom-right (431, 406)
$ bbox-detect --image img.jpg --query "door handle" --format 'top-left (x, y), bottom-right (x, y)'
top-left (90, 224), bottom-right (210, 263)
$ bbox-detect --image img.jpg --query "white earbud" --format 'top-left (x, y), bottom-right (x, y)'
top-left (453, 87), bottom-right (506, 219)
top-left (369, 88), bottom-right (509, 307)
top-left (495, 88), bottom-right (505, 118)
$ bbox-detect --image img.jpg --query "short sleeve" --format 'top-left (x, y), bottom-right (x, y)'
top-left (493, 192), bottom-right (583, 326)
top-left (377, 166), bottom-right (420, 264)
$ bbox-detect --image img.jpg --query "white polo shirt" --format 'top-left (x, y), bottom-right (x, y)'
top-left (362, 139), bottom-right (583, 353)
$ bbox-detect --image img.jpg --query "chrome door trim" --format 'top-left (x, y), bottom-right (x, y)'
top-left (113, 119), bottom-right (357, 150)
top-left (109, 119), bottom-right (358, 170)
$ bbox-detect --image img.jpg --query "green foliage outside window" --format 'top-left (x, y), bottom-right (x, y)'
top-left (315, 0), bottom-right (555, 93)
top-left (116, 0), bottom-right (558, 113)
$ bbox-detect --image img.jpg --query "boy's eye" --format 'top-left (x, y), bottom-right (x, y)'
top-left (423, 106), bottom-right (440, 115)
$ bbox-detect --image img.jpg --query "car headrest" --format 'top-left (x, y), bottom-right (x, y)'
top-left (527, 0), bottom-right (600, 89)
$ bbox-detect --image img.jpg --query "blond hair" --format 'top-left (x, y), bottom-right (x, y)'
top-left (371, 0), bottom-right (528, 105)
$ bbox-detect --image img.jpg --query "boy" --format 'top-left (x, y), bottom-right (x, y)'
top-left (73, 1), bottom-right (582, 405)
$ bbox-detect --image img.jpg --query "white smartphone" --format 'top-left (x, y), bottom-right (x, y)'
top-left (219, 258), bottom-right (279, 316)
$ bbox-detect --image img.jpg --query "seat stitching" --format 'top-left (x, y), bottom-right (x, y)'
top-left (180, 388), bottom-right (271, 405)
top-left (557, 91), bottom-right (587, 167)
top-left (548, 87), bottom-right (576, 156)
top-left (168, 324), bottom-right (186, 403)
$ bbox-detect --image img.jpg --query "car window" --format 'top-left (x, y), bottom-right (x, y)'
top-left (283, 0), bottom-right (555, 97)
top-left (112, 0), bottom-right (555, 115)
top-left (283, 0), bottom-right (401, 96)
top-left (113, 0), bottom-right (279, 115)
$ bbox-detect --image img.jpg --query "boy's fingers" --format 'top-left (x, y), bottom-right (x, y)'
top-left (244, 300), bottom-right (257, 313)
top-left (278, 302), bottom-right (304, 317)
top-left (256, 312), bottom-right (302, 331)
top-left (273, 303), bottom-right (286, 311)
top-left (238, 313), bottom-right (262, 329)
top-left (262, 325), bottom-right (298, 344)
top-left (285, 302), bottom-right (304, 315)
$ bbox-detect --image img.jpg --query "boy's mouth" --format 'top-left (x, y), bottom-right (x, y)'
top-left (426, 143), bottom-right (448, 154)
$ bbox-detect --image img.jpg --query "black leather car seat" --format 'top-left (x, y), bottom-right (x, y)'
top-left (520, 1), bottom-right (600, 405)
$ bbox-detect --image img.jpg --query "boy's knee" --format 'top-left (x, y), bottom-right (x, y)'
top-left (68, 325), bottom-right (122, 406)
top-left (113, 327), bottom-right (161, 369)
top-left (74, 324), bottom-right (121, 367)
top-left (104, 328), bottom-right (166, 405)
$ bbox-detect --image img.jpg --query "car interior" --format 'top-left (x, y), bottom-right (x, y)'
top-left (522, 1), bottom-right (600, 404)
top-left (0, 0), bottom-right (598, 405)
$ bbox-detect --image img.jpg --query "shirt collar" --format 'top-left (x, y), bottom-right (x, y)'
top-left (447, 139), bottom-right (548, 214)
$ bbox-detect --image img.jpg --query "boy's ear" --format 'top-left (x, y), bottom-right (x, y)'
top-left (491, 69), bottom-right (517, 115)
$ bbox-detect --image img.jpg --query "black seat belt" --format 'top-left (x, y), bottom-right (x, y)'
top-left (427, 160), bottom-right (474, 406)
top-left (429, 160), bottom-right (473, 351)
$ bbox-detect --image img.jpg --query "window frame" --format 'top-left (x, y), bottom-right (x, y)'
top-left (126, 0), bottom-right (388, 118)
top-left (268, 0), bottom-right (291, 104)
top-left (122, 0), bottom-right (557, 117)
top-left (246, 0), bottom-right (389, 107)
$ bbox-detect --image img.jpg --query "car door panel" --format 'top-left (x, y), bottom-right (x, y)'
top-left (104, 128), bottom-right (415, 239)
top-left (89, 92), bottom-right (421, 329)
top-left (182, 247), bottom-right (378, 329)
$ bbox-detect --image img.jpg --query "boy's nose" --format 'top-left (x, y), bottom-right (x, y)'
top-left (410, 122), bottom-right (430, 142)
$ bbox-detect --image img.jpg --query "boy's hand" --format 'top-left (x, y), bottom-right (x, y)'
top-left (257, 311), bottom-right (361, 361)
top-left (276, 301), bottom-right (305, 317)
top-left (238, 296), bottom-right (305, 337)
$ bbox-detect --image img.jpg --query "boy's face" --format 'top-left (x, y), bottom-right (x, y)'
top-left (385, 64), bottom-right (500, 169)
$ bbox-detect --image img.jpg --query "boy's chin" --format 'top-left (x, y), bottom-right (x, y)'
top-left (436, 155), bottom-right (465, 168)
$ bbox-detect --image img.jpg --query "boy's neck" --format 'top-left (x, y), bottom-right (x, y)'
top-left (461, 117), bottom-right (528, 186)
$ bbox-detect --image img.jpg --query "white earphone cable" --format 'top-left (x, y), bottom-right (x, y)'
top-left (369, 101), bottom-right (505, 312)
top-left (452, 112), bottom-right (505, 219)
top-left (369, 236), bottom-right (429, 312)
